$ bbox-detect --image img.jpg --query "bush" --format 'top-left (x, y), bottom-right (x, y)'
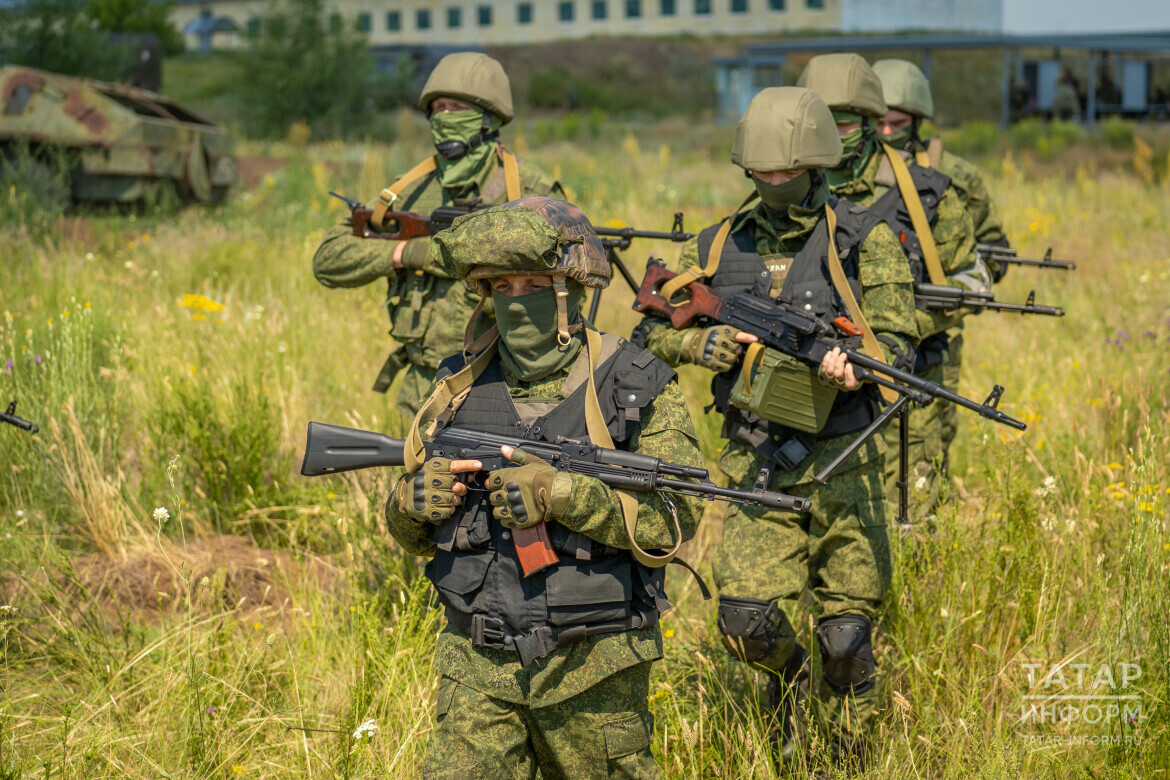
top-left (0, 143), bottom-right (72, 228)
top-left (945, 120), bottom-right (1002, 157)
top-left (1099, 116), bottom-right (1137, 150)
top-left (0, 0), bottom-right (127, 79)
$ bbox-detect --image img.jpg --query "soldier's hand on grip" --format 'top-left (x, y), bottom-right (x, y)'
top-left (396, 456), bottom-right (479, 524)
top-left (682, 325), bottom-right (743, 373)
top-left (488, 447), bottom-right (564, 530)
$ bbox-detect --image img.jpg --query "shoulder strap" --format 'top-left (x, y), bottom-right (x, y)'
top-left (823, 205), bottom-right (898, 405)
top-left (582, 329), bottom-right (681, 568)
top-left (880, 143), bottom-right (947, 286)
top-left (371, 156), bottom-right (439, 230)
top-left (660, 190), bottom-right (759, 302)
top-left (500, 146), bottom-right (522, 200)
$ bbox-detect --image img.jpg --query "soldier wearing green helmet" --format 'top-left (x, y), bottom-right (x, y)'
top-left (637, 86), bottom-right (919, 769)
top-left (312, 52), bottom-right (562, 419)
top-left (873, 58), bottom-right (1014, 501)
top-left (799, 53), bottom-right (987, 521)
top-left (383, 197), bottom-right (705, 778)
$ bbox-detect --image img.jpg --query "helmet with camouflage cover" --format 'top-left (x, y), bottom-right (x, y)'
top-left (796, 53), bottom-right (888, 119)
top-left (872, 59), bottom-right (934, 119)
top-left (732, 87), bottom-right (842, 171)
top-left (418, 52), bottom-right (515, 125)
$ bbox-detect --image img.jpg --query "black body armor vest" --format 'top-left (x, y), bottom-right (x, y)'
top-left (696, 200), bottom-right (887, 469)
top-left (864, 161), bottom-right (951, 284)
top-left (424, 340), bottom-right (676, 666)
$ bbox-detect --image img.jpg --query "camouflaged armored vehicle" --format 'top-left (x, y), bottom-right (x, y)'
top-left (0, 65), bottom-right (237, 204)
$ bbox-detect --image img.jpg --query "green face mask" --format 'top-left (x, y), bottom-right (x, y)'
top-left (493, 285), bottom-right (585, 382)
top-left (431, 108), bottom-right (501, 190)
top-left (754, 171), bottom-right (812, 215)
top-left (827, 116), bottom-right (874, 187)
top-left (882, 126), bottom-right (913, 150)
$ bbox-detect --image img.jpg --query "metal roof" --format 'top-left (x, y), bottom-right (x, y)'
top-left (744, 31), bottom-right (1170, 55)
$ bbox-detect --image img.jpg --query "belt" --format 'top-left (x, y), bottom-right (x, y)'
top-left (448, 611), bottom-right (654, 667)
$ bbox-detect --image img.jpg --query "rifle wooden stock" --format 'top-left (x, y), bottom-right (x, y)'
top-left (633, 260), bottom-right (727, 328)
top-left (349, 207), bottom-right (434, 241)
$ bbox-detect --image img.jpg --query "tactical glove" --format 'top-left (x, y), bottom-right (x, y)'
top-left (396, 457), bottom-right (460, 524)
top-left (487, 449), bottom-right (570, 530)
top-left (682, 325), bottom-right (741, 373)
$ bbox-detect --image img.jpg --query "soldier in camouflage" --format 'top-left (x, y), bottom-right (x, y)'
top-left (873, 58), bottom-right (1013, 469)
top-left (383, 197), bottom-right (705, 779)
top-left (799, 53), bottom-right (985, 521)
top-left (636, 87), bottom-right (919, 768)
top-left (312, 53), bottom-right (562, 418)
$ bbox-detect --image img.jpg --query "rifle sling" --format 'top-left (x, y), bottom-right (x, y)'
top-left (372, 156), bottom-right (439, 231)
top-left (659, 191), bottom-right (759, 303)
top-left (822, 204), bottom-right (899, 405)
top-left (881, 143), bottom-right (948, 286)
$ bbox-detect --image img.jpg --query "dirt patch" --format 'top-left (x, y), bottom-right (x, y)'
top-left (237, 155), bottom-right (287, 190)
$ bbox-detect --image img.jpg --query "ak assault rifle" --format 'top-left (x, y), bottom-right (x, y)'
top-left (328, 191), bottom-right (485, 240)
top-left (301, 421), bottom-right (810, 576)
top-left (977, 244), bottom-right (1076, 271)
top-left (1, 400), bottom-right (38, 433)
top-left (587, 213), bottom-right (696, 321)
top-left (915, 283), bottom-right (1066, 317)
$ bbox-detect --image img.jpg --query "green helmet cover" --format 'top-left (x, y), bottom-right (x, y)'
top-left (731, 87), bottom-right (843, 171)
top-left (418, 52), bottom-right (515, 125)
top-left (435, 197), bottom-right (611, 290)
top-left (797, 53), bottom-right (888, 119)
top-left (873, 59), bottom-right (934, 119)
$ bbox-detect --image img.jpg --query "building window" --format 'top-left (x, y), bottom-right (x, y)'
top-left (517, 2), bottom-right (533, 22)
top-left (448, 7), bottom-right (462, 26)
top-left (478, 4), bottom-right (492, 24)
top-left (559, 0), bottom-right (574, 20)
top-left (328, 12), bottom-right (342, 31)
top-left (357, 12), bottom-right (371, 31)
top-left (417, 8), bottom-right (432, 28)
top-left (768, 0), bottom-right (783, 9)
top-left (660, 0), bottom-right (675, 13)
top-left (387, 10), bottom-right (401, 29)
top-left (806, 0), bottom-right (823, 7)
top-left (694, 0), bottom-right (710, 14)
top-left (246, 16), bottom-right (260, 35)
top-left (592, 0), bottom-right (606, 18)
top-left (626, 0), bottom-right (641, 16)
top-left (731, 0), bottom-right (746, 11)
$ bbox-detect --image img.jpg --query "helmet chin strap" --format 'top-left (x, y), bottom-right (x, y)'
top-left (907, 118), bottom-right (924, 152)
top-left (800, 170), bottom-right (824, 208)
top-left (552, 278), bottom-right (584, 347)
top-left (435, 111), bottom-right (499, 160)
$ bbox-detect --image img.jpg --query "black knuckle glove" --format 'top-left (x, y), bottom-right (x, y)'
top-left (487, 457), bottom-right (560, 530)
top-left (397, 457), bottom-right (457, 524)
top-left (687, 325), bottom-right (741, 373)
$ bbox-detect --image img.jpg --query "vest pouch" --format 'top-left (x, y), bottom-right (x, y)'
top-left (388, 271), bottom-right (436, 343)
top-left (544, 557), bottom-right (633, 627)
top-left (427, 551), bottom-right (492, 611)
top-left (729, 345), bottom-right (837, 434)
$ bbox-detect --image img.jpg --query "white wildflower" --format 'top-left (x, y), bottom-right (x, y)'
top-left (16, 510), bottom-right (24, 518)
top-left (352, 719), bottom-right (378, 741)
top-left (0, 605), bottom-right (16, 617)
top-left (914, 476), bottom-right (928, 491)
top-left (1034, 476), bottom-right (1057, 498)
top-left (153, 507), bottom-right (170, 524)
top-left (1040, 516), bottom-right (1055, 532)
top-left (1096, 553), bottom-right (1106, 567)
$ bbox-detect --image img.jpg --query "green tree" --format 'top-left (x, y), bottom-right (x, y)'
top-left (238, 0), bottom-right (376, 138)
top-left (85, 0), bottom-right (184, 55)
top-left (0, 0), bottom-right (127, 80)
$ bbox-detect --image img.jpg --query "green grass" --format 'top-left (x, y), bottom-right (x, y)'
top-left (1, 120), bottom-right (1168, 777)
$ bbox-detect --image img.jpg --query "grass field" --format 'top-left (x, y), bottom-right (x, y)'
top-left (1, 116), bottom-right (1168, 778)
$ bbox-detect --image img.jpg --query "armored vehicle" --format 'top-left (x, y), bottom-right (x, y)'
top-left (1, 65), bottom-right (236, 204)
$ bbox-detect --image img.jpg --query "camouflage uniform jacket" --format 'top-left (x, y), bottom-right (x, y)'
top-left (384, 342), bottom-right (705, 707)
top-left (831, 148), bottom-right (979, 341)
top-left (312, 147), bottom-right (562, 373)
top-left (643, 196), bottom-right (918, 371)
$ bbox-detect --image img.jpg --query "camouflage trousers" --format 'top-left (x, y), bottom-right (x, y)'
top-left (422, 663), bottom-right (661, 780)
top-left (882, 329), bottom-right (961, 522)
top-left (712, 435), bottom-right (891, 747)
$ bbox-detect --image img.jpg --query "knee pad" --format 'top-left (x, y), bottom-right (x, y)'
top-left (717, 596), bottom-right (785, 664)
top-left (816, 615), bottom-right (876, 695)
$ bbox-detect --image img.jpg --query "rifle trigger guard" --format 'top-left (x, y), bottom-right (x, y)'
top-left (982, 385), bottom-right (1005, 410)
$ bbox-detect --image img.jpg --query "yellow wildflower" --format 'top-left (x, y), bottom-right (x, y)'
top-left (663, 628), bottom-right (675, 639)
top-left (191, 313), bottom-right (207, 322)
top-left (253, 621), bottom-right (263, 631)
top-left (180, 294), bottom-right (226, 313)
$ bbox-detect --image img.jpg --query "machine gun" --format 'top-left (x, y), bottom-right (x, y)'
top-left (1, 399), bottom-right (38, 433)
top-left (632, 259), bottom-right (1027, 432)
top-left (915, 283), bottom-right (1066, 317)
top-left (977, 244), bottom-right (1076, 271)
top-left (329, 191), bottom-right (485, 240)
top-left (588, 213), bottom-right (695, 321)
top-left (301, 421), bottom-right (810, 576)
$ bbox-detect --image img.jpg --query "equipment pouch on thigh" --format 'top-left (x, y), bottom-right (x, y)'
top-left (816, 615), bottom-right (876, 695)
top-left (718, 595), bottom-right (784, 663)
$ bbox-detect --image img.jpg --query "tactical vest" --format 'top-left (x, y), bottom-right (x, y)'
top-left (424, 340), bottom-right (677, 666)
top-left (865, 159), bottom-right (951, 285)
top-left (698, 200), bottom-right (886, 470)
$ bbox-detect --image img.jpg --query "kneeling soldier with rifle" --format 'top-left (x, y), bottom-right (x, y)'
top-left (371, 197), bottom-right (721, 779)
top-left (636, 86), bottom-right (922, 769)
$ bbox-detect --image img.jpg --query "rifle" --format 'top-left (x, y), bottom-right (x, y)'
top-left (632, 259), bottom-right (1027, 432)
top-left (300, 421), bottom-right (810, 576)
top-left (915, 283), bottom-right (1066, 317)
top-left (1, 400), bottom-right (38, 433)
top-left (588, 213), bottom-right (695, 321)
top-left (329, 191), bottom-right (484, 240)
top-left (977, 244), bottom-right (1076, 271)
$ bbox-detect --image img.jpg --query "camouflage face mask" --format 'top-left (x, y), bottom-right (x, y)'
top-left (431, 107), bottom-right (501, 190)
top-left (881, 126), bottom-right (913, 150)
top-left (492, 283), bottom-right (585, 382)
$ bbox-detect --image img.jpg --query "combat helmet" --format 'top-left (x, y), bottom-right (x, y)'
top-left (872, 59), bottom-right (933, 119)
top-left (732, 87), bottom-right (842, 172)
top-left (796, 53), bottom-right (888, 119)
top-left (434, 197), bottom-right (610, 343)
top-left (418, 52), bottom-right (515, 125)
